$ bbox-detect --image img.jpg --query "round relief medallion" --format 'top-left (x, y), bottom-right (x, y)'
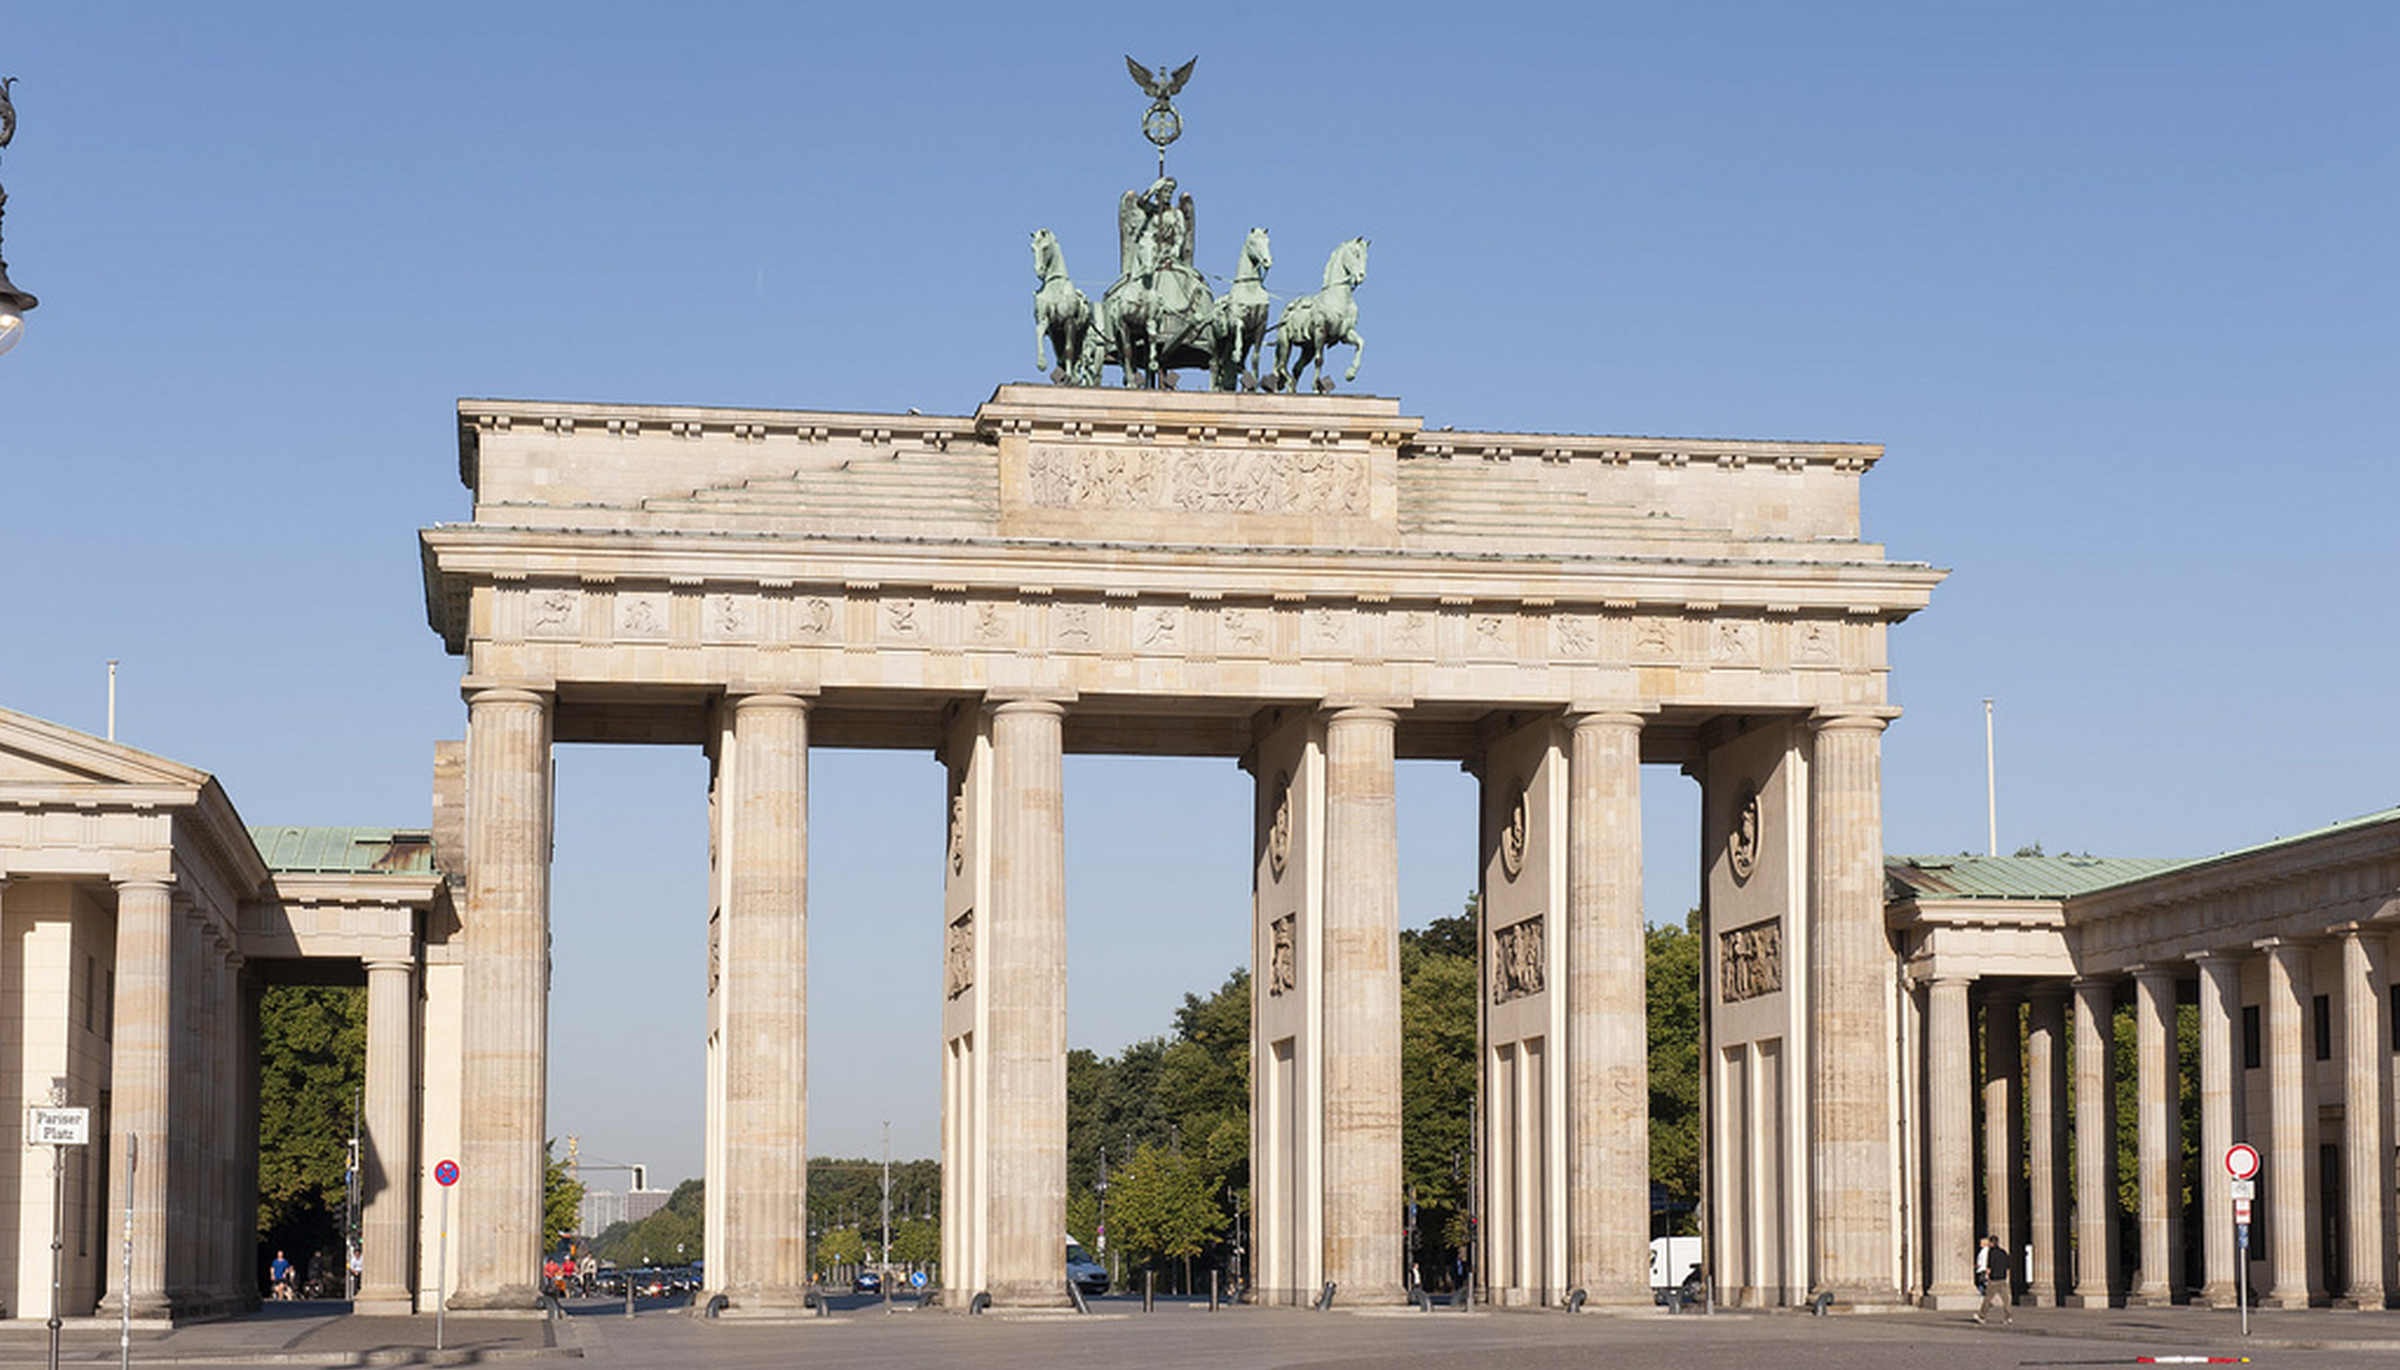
top-left (1267, 770), bottom-right (1293, 882)
top-left (1729, 782), bottom-right (1761, 883)
top-left (1499, 777), bottom-right (1529, 881)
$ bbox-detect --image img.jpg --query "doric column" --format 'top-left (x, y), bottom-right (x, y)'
top-left (168, 899), bottom-right (200, 1307)
top-left (2025, 988), bottom-right (2069, 1306)
top-left (1323, 704), bottom-right (1404, 1305)
top-left (106, 878), bottom-right (173, 1318)
top-left (985, 698), bottom-right (1068, 1307)
top-left (221, 950), bottom-right (249, 1309)
top-left (357, 956), bottom-right (419, 1312)
top-left (2130, 966), bottom-right (2182, 1305)
top-left (1807, 710), bottom-right (1899, 1305)
top-left (1982, 994), bottom-right (2025, 1273)
top-left (2336, 927), bottom-right (2389, 1309)
top-left (2190, 952), bottom-right (2241, 1308)
top-left (453, 685), bottom-right (553, 1309)
top-left (1566, 710), bottom-right (1647, 1305)
top-left (718, 693), bottom-right (811, 1309)
top-left (2258, 938), bottom-right (2316, 1308)
top-left (1924, 976), bottom-right (1978, 1308)
top-left (2068, 976), bottom-right (2118, 1307)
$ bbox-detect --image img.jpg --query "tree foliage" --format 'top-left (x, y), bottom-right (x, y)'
top-left (1109, 1143), bottom-right (1223, 1267)
top-left (1401, 904), bottom-right (1477, 1260)
top-left (544, 1140), bottom-right (586, 1254)
top-left (1647, 909), bottom-right (1704, 1228)
top-left (256, 985), bottom-right (366, 1278)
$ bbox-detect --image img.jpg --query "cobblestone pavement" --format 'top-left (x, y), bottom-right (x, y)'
top-left (3, 1296), bottom-right (2398, 1368)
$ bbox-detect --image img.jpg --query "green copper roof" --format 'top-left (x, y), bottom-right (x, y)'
top-left (2126, 805), bottom-right (2400, 883)
top-left (249, 826), bottom-right (438, 876)
top-left (1886, 853), bottom-right (2184, 902)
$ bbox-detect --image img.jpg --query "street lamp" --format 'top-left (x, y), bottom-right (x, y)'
top-left (0, 76), bottom-right (39, 356)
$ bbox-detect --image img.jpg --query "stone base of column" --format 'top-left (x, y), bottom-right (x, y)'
top-left (93, 1291), bottom-right (174, 1322)
top-left (1573, 1279), bottom-right (1654, 1308)
top-left (708, 1285), bottom-right (817, 1318)
top-left (2129, 1283), bottom-right (2175, 1307)
top-left (1325, 1280), bottom-right (1407, 1307)
top-left (2196, 1282), bottom-right (2237, 1309)
top-left (2029, 1289), bottom-right (2062, 1308)
top-left (2260, 1292), bottom-right (2314, 1311)
top-left (1924, 1286), bottom-right (1981, 1312)
top-left (2063, 1291), bottom-right (2117, 1309)
top-left (2332, 1293), bottom-right (2389, 1311)
top-left (984, 1279), bottom-right (1072, 1309)
top-left (352, 1293), bottom-right (416, 1317)
top-left (446, 1284), bottom-right (545, 1312)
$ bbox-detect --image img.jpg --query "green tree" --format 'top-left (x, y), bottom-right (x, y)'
top-left (256, 985), bottom-right (366, 1282)
top-left (816, 1226), bottom-right (866, 1269)
top-left (544, 1140), bottom-right (586, 1253)
top-left (1110, 1143), bottom-right (1223, 1281)
top-left (1401, 907), bottom-right (1476, 1266)
top-left (1647, 909), bottom-right (1704, 1228)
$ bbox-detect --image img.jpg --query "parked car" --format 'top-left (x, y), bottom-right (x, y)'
top-left (852, 1270), bottom-right (883, 1296)
top-left (1066, 1237), bottom-right (1108, 1296)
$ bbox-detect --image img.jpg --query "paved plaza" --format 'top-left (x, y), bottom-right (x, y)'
top-left (4, 1298), bottom-right (2399, 1369)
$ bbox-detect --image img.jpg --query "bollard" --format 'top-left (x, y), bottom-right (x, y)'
top-left (1143, 1269), bottom-right (1155, 1312)
top-left (1209, 1269), bottom-right (1219, 1311)
top-left (1068, 1280), bottom-right (1089, 1315)
top-left (1566, 1287), bottom-right (1586, 1313)
top-left (1314, 1280), bottom-right (1337, 1311)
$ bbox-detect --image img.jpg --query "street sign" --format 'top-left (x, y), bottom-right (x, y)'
top-left (2224, 1142), bottom-right (2260, 1180)
top-left (2236, 1221), bottom-right (2250, 1250)
top-left (2228, 1178), bottom-right (2255, 1200)
top-left (910, 1270), bottom-right (927, 1289)
top-left (434, 1158), bottom-right (460, 1187)
top-left (2233, 1198), bottom-right (2252, 1222)
top-left (29, 1106), bottom-right (88, 1146)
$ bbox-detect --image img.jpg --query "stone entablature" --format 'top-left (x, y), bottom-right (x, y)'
top-left (425, 388), bottom-right (1940, 743)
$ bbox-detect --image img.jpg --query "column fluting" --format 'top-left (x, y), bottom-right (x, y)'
top-left (985, 699), bottom-right (1068, 1307)
top-left (1566, 710), bottom-right (1647, 1305)
top-left (1322, 705), bottom-right (1404, 1305)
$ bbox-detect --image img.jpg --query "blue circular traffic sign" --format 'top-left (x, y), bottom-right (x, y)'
top-left (910, 1270), bottom-right (927, 1289)
top-left (434, 1158), bottom-right (460, 1187)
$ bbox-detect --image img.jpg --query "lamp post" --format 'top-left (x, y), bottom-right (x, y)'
top-left (0, 76), bottom-right (39, 355)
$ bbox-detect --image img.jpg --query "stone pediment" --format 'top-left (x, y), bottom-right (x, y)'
top-left (0, 704), bottom-right (211, 794)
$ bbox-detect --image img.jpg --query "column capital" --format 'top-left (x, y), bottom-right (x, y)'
top-left (363, 955), bottom-right (417, 976)
top-left (2187, 949), bottom-right (2243, 968)
top-left (987, 696), bottom-right (1069, 721)
top-left (112, 875), bottom-right (175, 895)
top-left (1320, 698), bottom-right (1405, 722)
top-left (2253, 935), bottom-right (2316, 960)
top-left (726, 690), bottom-right (815, 714)
top-left (1810, 705), bottom-right (1901, 734)
top-left (460, 682), bottom-right (553, 708)
top-left (1565, 702), bottom-right (1655, 727)
top-left (2128, 963), bottom-right (2183, 987)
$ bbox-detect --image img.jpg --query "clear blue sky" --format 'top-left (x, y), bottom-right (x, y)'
top-left (5, 3), bottom-right (2393, 1191)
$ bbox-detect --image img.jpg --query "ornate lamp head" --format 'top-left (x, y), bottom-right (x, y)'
top-left (0, 76), bottom-right (38, 357)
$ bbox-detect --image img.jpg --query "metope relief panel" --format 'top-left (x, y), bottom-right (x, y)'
top-left (1388, 608), bottom-right (1432, 659)
top-left (1552, 613), bottom-right (1597, 660)
top-left (1022, 444), bottom-right (1369, 516)
top-left (1050, 601), bottom-right (1097, 653)
top-left (701, 592), bottom-right (754, 643)
top-left (1718, 919), bottom-right (1783, 1003)
top-left (1711, 619), bottom-right (1759, 666)
top-left (1135, 604), bottom-right (1182, 652)
top-left (616, 591), bottom-right (670, 640)
top-left (1792, 619), bottom-right (1839, 666)
top-left (968, 599), bottom-right (1013, 649)
top-left (881, 596), bottom-right (926, 644)
top-left (1631, 615), bottom-right (1678, 664)
top-left (1491, 915), bottom-right (1546, 1003)
top-left (525, 587), bottom-right (583, 640)
top-left (1218, 605), bottom-right (1270, 656)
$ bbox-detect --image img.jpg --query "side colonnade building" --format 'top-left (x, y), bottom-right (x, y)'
top-left (1889, 807), bottom-right (2400, 1312)
top-left (0, 705), bottom-right (455, 1320)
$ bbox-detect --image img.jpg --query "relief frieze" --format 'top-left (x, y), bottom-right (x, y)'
top-left (945, 911), bottom-right (974, 999)
top-left (1491, 915), bottom-right (1546, 1003)
top-left (1268, 913), bottom-right (1297, 996)
top-left (616, 592), bottom-right (669, 639)
top-left (1023, 444), bottom-right (1368, 516)
top-left (1719, 919), bottom-right (1783, 1003)
top-left (527, 588), bottom-right (581, 638)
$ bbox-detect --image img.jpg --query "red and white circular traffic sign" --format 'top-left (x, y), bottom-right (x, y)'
top-left (2224, 1143), bottom-right (2260, 1181)
top-left (434, 1158), bottom-right (460, 1188)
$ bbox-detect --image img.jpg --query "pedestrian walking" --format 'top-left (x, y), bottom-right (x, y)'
top-left (1973, 1234), bottom-right (2013, 1325)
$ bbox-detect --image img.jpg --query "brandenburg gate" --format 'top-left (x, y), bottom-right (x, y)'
top-left (419, 382), bottom-right (1942, 1311)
